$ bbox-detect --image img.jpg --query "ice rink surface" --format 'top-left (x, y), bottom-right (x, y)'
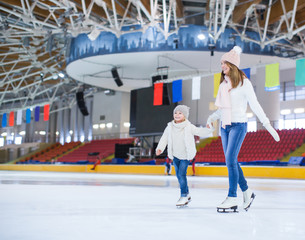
top-left (0, 170), bottom-right (304, 240)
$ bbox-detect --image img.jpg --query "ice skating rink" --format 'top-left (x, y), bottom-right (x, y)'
top-left (0, 171), bottom-right (304, 240)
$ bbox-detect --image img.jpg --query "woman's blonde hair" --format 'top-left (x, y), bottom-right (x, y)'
top-left (220, 61), bottom-right (247, 88)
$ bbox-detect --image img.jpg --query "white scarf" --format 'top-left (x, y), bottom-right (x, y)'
top-left (167, 120), bottom-right (196, 160)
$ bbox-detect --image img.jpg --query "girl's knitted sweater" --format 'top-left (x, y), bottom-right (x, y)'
top-left (156, 119), bottom-right (213, 160)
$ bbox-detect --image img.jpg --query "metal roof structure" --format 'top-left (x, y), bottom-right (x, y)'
top-left (0, 0), bottom-right (304, 114)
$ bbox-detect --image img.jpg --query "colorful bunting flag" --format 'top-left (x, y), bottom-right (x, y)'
top-left (265, 63), bottom-right (280, 91)
top-left (35, 106), bottom-right (40, 122)
top-left (295, 58), bottom-right (305, 86)
top-left (9, 112), bottom-right (14, 127)
top-left (26, 109), bottom-right (31, 124)
top-left (214, 73), bottom-right (221, 98)
top-left (172, 79), bottom-right (182, 103)
top-left (1, 113), bottom-right (7, 128)
top-left (192, 76), bottom-right (201, 100)
top-left (44, 104), bottom-right (50, 121)
top-left (16, 110), bottom-right (22, 125)
top-left (153, 83), bottom-right (163, 106)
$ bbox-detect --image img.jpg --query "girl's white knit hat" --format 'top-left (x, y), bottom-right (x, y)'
top-left (221, 46), bottom-right (242, 68)
top-left (173, 105), bottom-right (190, 119)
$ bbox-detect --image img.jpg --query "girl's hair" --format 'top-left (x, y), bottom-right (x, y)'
top-left (220, 61), bottom-right (247, 88)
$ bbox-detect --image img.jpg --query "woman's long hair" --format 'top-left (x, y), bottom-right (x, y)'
top-left (220, 61), bottom-right (247, 88)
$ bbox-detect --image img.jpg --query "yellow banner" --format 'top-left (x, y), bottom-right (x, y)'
top-left (213, 73), bottom-right (221, 98)
top-left (265, 63), bottom-right (280, 91)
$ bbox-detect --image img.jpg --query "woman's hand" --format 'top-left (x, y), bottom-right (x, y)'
top-left (156, 149), bottom-right (162, 156)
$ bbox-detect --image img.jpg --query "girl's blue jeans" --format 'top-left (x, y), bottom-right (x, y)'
top-left (221, 122), bottom-right (248, 197)
top-left (173, 157), bottom-right (189, 197)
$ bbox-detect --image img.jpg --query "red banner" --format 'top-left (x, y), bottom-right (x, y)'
top-left (44, 104), bottom-right (50, 121)
top-left (9, 111), bottom-right (14, 126)
top-left (153, 83), bottom-right (163, 106)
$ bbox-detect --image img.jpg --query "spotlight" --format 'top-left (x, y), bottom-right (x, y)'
top-left (58, 72), bottom-right (65, 78)
top-left (198, 34), bottom-right (206, 40)
top-left (40, 73), bottom-right (44, 82)
top-left (173, 39), bottom-right (179, 49)
top-left (208, 44), bottom-right (216, 56)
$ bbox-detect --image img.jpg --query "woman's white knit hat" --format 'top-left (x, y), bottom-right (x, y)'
top-left (173, 105), bottom-right (190, 119)
top-left (221, 46), bottom-right (242, 68)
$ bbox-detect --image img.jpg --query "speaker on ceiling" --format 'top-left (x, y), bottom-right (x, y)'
top-left (111, 67), bottom-right (123, 87)
top-left (76, 91), bottom-right (89, 116)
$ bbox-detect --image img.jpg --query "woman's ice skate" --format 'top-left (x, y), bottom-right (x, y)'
top-left (217, 197), bottom-right (238, 213)
top-left (176, 194), bottom-right (191, 208)
top-left (243, 189), bottom-right (256, 211)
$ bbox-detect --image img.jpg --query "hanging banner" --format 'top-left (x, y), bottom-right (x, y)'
top-left (44, 104), bottom-right (50, 121)
top-left (162, 84), bottom-right (170, 105)
top-left (192, 76), bottom-right (201, 100)
top-left (16, 110), bottom-right (22, 125)
top-left (265, 63), bottom-right (280, 91)
top-left (1, 113), bottom-right (7, 128)
top-left (26, 109), bottom-right (31, 124)
top-left (172, 79), bottom-right (182, 103)
top-left (9, 112), bottom-right (14, 127)
top-left (242, 68), bottom-right (251, 79)
top-left (35, 106), bottom-right (40, 122)
top-left (153, 83), bottom-right (163, 106)
top-left (214, 73), bottom-right (221, 98)
top-left (295, 58), bottom-right (305, 86)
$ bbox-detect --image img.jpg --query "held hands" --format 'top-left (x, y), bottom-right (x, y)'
top-left (156, 149), bottom-right (162, 156)
top-left (206, 117), bottom-right (213, 129)
top-left (264, 123), bottom-right (280, 142)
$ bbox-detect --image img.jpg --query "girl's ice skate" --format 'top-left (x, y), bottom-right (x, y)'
top-left (217, 197), bottom-right (238, 213)
top-left (176, 195), bottom-right (191, 208)
top-left (243, 189), bottom-right (256, 211)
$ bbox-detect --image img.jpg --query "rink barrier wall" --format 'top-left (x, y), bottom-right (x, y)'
top-left (0, 164), bottom-right (305, 179)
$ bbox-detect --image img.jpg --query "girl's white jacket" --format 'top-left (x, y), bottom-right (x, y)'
top-left (156, 119), bottom-right (213, 160)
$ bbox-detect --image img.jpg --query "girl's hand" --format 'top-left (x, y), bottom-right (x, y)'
top-left (156, 149), bottom-right (162, 156)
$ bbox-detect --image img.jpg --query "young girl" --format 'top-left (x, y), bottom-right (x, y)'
top-left (156, 105), bottom-right (213, 207)
top-left (207, 46), bottom-right (280, 212)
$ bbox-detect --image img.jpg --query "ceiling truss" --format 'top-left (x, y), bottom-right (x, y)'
top-left (0, 0), bottom-right (304, 114)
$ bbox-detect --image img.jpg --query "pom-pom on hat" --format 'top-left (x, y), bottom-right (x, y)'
top-left (173, 105), bottom-right (190, 119)
top-left (221, 46), bottom-right (242, 68)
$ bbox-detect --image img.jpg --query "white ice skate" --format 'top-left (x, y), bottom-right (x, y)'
top-left (243, 189), bottom-right (256, 211)
top-left (176, 195), bottom-right (191, 208)
top-left (217, 197), bottom-right (238, 213)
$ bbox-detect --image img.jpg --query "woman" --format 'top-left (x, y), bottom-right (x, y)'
top-left (207, 46), bottom-right (280, 212)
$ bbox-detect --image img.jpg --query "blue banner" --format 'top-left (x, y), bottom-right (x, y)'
top-left (26, 109), bottom-right (31, 124)
top-left (242, 68), bottom-right (251, 79)
top-left (35, 106), bottom-right (40, 122)
top-left (1, 113), bottom-right (7, 128)
top-left (172, 79), bottom-right (183, 103)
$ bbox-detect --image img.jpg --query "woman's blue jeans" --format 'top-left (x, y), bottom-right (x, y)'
top-left (221, 122), bottom-right (248, 197)
top-left (173, 157), bottom-right (189, 197)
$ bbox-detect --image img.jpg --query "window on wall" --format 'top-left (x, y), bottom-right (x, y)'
top-left (280, 81), bottom-right (305, 101)
top-left (279, 113), bottom-right (305, 130)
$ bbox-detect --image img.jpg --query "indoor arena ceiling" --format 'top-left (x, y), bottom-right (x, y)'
top-left (0, 0), bottom-right (305, 114)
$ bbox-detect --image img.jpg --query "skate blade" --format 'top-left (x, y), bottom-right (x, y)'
top-left (244, 193), bottom-right (256, 211)
top-left (217, 206), bottom-right (238, 213)
top-left (176, 205), bottom-right (189, 209)
top-left (176, 201), bottom-right (190, 208)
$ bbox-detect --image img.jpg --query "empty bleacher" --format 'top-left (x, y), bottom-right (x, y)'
top-left (196, 128), bottom-right (305, 164)
top-left (57, 138), bottom-right (134, 164)
top-left (17, 142), bottom-right (82, 164)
